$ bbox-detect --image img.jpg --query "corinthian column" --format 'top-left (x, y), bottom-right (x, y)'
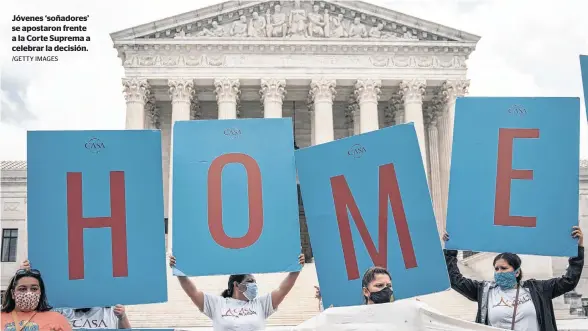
top-left (167, 79), bottom-right (195, 256)
top-left (214, 78), bottom-right (240, 119)
top-left (122, 78), bottom-right (150, 129)
top-left (425, 105), bottom-right (444, 235)
top-left (260, 79), bottom-right (286, 118)
top-left (437, 80), bottom-right (470, 222)
top-left (145, 94), bottom-right (161, 129)
top-left (354, 79), bottom-right (382, 133)
top-left (399, 79), bottom-right (428, 176)
top-left (308, 78), bottom-right (336, 145)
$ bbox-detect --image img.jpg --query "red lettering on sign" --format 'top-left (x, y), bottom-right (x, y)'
top-left (208, 153), bottom-right (263, 249)
top-left (67, 172), bottom-right (128, 280)
top-left (331, 163), bottom-right (417, 281)
top-left (494, 128), bottom-right (540, 227)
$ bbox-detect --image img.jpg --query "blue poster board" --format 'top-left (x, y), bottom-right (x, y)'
top-left (172, 118), bottom-right (301, 276)
top-left (581, 55), bottom-right (588, 125)
top-left (446, 97), bottom-right (580, 257)
top-left (295, 124), bottom-right (449, 308)
top-left (27, 130), bottom-right (167, 308)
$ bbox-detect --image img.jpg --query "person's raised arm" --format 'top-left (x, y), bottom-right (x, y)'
top-left (271, 254), bottom-right (305, 310)
top-left (542, 226), bottom-right (584, 299)
top-left (113, 305), bottom-right (131, 329)
top-left (169, 255), bottom-right (205, 311)
top-left (443, 233), bottom-right (483, 302)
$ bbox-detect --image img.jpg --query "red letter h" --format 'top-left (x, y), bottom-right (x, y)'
top-left (67, 171), bottom-right (128, 280)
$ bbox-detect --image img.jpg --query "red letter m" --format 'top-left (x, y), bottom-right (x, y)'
top-left (331, 163), bottom-right (417, 281)
top-left (67, 172), bottom-right (128, 280)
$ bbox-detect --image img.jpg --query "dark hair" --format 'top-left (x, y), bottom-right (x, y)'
top-left (1, 271), bottom-right (52, 313)
top-left (493, 252), bottom-right (523, 283)
top-left (74, 308), bottom-right (92, 313)
top-left (361, 266), bottom-right (391, 304)
top-left (221, 274), bottom-right (250, 298)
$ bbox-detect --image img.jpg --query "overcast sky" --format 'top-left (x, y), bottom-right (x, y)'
top-left (1, 0), bottom-right (588, 160)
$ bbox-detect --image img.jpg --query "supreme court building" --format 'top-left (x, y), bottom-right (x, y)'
top-left (111, 0), bottom-right (476, 248)
top-left (0, 0), bottom-right (567, 327)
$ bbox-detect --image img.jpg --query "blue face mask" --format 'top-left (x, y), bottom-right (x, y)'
top-left (494, 269), bottom-right (519, 289)
top-left (241, 282), bottom-right (258, 300)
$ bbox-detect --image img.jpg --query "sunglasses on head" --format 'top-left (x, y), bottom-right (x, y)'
top-left (15, 269), bottom-right (41, 276)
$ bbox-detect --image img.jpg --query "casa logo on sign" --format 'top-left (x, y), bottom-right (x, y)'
top-left (347, 144), bottom-right (366, 159)
top-left (85, 137), bottom-right (105, 154)
top-left (224, 128), bottom-right (242, 139)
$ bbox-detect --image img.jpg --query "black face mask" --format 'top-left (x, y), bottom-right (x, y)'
top-left (367, 287), bottom-right (393, 304)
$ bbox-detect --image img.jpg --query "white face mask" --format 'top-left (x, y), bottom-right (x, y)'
top-left (240, 283), bottom-right (258, 300)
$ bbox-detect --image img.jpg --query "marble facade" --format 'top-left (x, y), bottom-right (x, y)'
top-left (111, 0), bottom-right (480, 238)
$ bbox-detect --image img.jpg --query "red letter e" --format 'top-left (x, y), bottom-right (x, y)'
top-left (494, 128), bottom-right (540, 227)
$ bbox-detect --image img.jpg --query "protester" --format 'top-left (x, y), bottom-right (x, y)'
top-left (443, 226), bottom-right (584, 331)
top-left (169, 253), bottom-right (305, 331)
top-left (17, 260), bottom-right (131, 330)
top-left (315, 266), bottom-right (394, 311)
top-left (1, 262), bottom-right (72, 331)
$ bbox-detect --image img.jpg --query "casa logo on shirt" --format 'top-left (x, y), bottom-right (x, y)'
top-left (221, 307), bottom-right (258, 318)
top-left (71, 319), bottom-right (109, 328)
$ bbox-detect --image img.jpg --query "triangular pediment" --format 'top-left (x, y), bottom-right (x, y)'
top-left (110, 0), bottom-right (480, 43)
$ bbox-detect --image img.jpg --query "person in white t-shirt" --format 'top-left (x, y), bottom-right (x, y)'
top-left (169, 253), bottom-right (305, 331)
top-left (55, 305), bottom-right (131, 329)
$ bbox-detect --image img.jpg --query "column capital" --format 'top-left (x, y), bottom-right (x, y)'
top-left (260, 79), bottom-right (286, 104)
top-left (309, 78), bottom-right (336, 103)
top-left (214, 78), bottom-right (240, 104)
top-left (354, 79), bottom-right (382, 104)
top-left (442, 79), bottom-right (470, 101)
top-left (122, 78), bottom-right (150, 104)
top-left (399, 79), bottom-right (426, 105)
top-left (168, 79), bottom-right (195, 104)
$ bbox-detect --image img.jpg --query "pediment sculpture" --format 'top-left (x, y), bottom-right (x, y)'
top-left (172, 1), bottom-right (422, 41)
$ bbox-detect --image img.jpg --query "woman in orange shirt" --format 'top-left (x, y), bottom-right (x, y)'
top-left (1, 263), bottom-right (71, 331)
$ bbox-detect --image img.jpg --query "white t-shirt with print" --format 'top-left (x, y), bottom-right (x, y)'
top-left (203, 292), bottom-right (276, 331)
top-left (487, 286), bottom-right (539, 331)
top-left (55, 307), bottom-right (119, 329)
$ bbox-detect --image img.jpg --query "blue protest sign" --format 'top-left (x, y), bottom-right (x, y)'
top-left (581, 55), bottom-right (588, 123)
top-left (172, 118), bottom-right (301, 276)
top-left (295, 123), bottom-right (449, 308)
top-left (446, 97), bottom-right (580, 257)
top-left (27, 130), bottom-right (167, 308)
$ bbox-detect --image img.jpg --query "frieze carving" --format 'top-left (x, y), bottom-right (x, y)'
top-left (122, 53), bottom-right (466, 69)
top-left (146, 1), bottom-right (456, 42)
